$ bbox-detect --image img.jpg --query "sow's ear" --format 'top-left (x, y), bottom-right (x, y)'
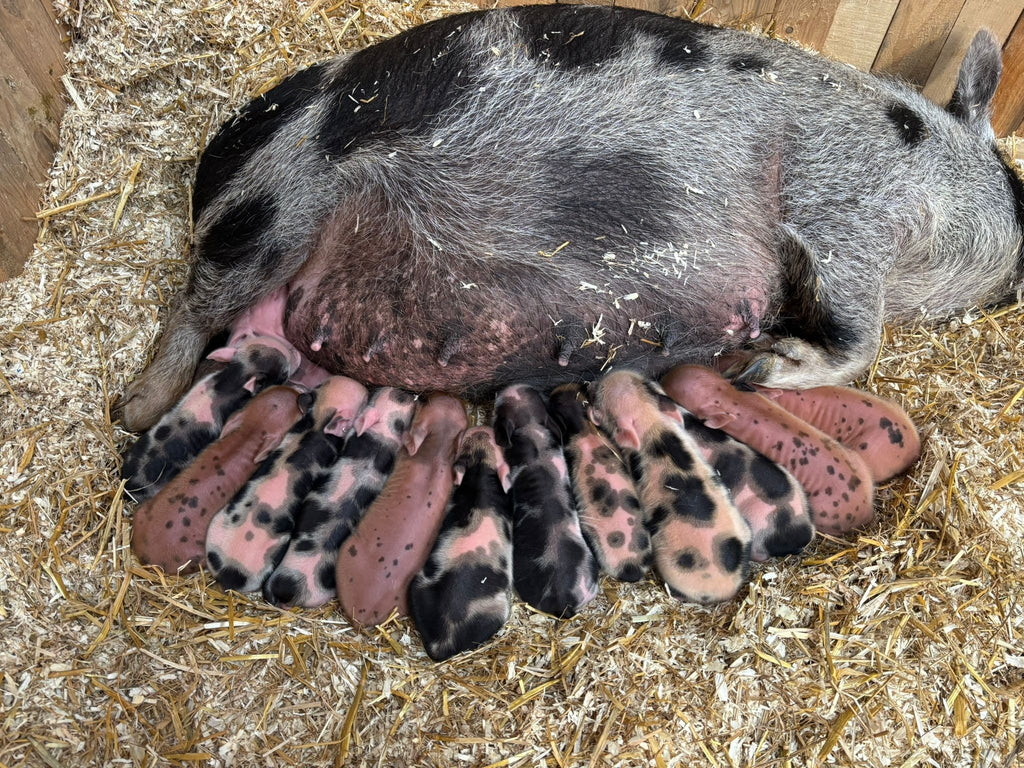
top-left (948, 29), bottom-right (1002, 135)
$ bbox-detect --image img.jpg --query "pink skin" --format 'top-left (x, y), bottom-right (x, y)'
top-left (754, 385), bottom-right (921, 483)
top-left (590, 371), bottom-right (751, 604)
top-left (131, 386), bottom-right (303, 574)
top-left (266, 387), bottom-right (418, 608)
top-left (205, 376), bottom-right (368, 592)
top-left (336, 393), bottom-right (468, 627)
top-left (661, 365), bottom-right (875, 536)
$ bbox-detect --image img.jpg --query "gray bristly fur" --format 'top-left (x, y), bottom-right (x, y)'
top-left (118, 6), bottom-right (1024, 431)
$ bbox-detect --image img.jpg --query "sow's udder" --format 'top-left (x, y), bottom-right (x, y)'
top-left (279, 210), bottom-right (763, 396)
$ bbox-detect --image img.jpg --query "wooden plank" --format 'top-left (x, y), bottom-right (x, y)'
top-left (992, 12), bottom-right (1024, 136)
top-left (0, 0), bottom-right (67, 282)
top-left (695, 1), bottom-right (779, 31)
top-left (921, 0), bottom-right (1024, 108)
top-left (872, 0), bottom-right (965, 83)
top-left (821, 0), bottom-right (899, 71)
top-left (771, 0), bottom-right (842, 50)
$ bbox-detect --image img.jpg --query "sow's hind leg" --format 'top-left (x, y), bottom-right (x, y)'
top-left (729, 227), bottom-right (885, 389)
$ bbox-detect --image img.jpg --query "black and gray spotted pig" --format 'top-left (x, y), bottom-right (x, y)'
top-left (118, 5), bottom-right (1024, 434)
top-left (590, 370), bottom-right (752, 604)
top-left (547, 383), bottom-right (652, 582)
top-left (205, 376), bottom-right (368, 593)
top-left (121, 337), bottom-right (299, 500)
top-left (494, 384), bottom-right (599, 618)
top-left (262, 386), bottom-right (417, 607)
top-left (409, 426), bottom-right (514, 661)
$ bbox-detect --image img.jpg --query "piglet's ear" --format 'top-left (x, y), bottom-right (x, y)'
top-left (253, 433), bottom-right (281, 465)
top-left (493, 417), bottom-right (515, 449)
top-left (221, 409), bottom-right (245, 437)
top-left (242, 376), bottom-right (259, 394)
top-left (701, 410), bottom-right (735, 431)
top-left (324, 416), bottom-right (352, 437)
top-left (403, 423), bottom-right (428, 456)
top-left (206, 347), bottom-right (237, 363)
top-left (353, 407), bottom-right (380, 437)
top-left (614, 422), bottom-right (642, 452)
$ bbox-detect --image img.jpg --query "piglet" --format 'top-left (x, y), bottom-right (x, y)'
top-left (335, 393), bottom-right (467, 627)
top-left (121, 336), bottom-right (300, 501)
top-left (263, 386), bottom-right (417, 608)
top-left (590, 370), bottom-right (752, 604)
top-left (409, 427), bottom-right (514, 661)
top-left (754, 385), bottom-right (920, 483)
top-left (547, 383), bottom-right (651, 582)
top-left (494, 384), bottom-right (599, 619)
top-left (675, 409), bottom-right (813, 562)
top-left (204, 376), bottom-right (368, 593)
top-left (661, 365), bottom-right (875, 535)
top-left (131, 385), bottom-right (303, 574)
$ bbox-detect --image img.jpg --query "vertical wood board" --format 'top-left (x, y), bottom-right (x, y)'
top-left (871, 0), bottom-right (966, 84)
top-left (770, 0), bottom-right (842, 50)
top-left (0, 0), bottom-right (67, 282)
top-left (920, 0), bottom-right (1024, 106)
top-left (992, 12), bottom-right (1024, 135)
top-left (822, 0), bottom-right (899, 71)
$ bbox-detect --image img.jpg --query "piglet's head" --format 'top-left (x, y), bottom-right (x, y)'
top-left (402, 393), bottom-right (468, 457)
top-left (317, 376), bottom-right (369, 436)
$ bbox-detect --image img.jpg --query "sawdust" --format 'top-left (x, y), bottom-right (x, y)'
top-left (1, 1), bottom-right (1023, 766)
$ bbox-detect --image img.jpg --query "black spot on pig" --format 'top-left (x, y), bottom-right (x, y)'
top-left (216, 564), bottom-right (248, 592)
top-left (718, 536), bottom-right (746, 573)
top-left (203, 197), bottom-right (278, 269)
top-left (886, 103), bottom-right (927, 147)
top-left (541, 149), bottom-right (677, 251)
top-left (193, 62), bottom-right (328, 219)
top-left (879, 416), bottom-right (905, 447)
top-left (729, 54), bottom-right (769, 73)
top-left (321, 12), bottom-right (482, 158)
top-left (650, 431), bottom-right (694, 471)
top-left (713, 450), bottom-right (746, 488)
top-left (512, 5), bottom-right (629, 69)
top-left (264, 570), bottom-right (303, 605)
top-left (634, 13), bottom-right (708, 68)
top-left (762, 506), bottom-right (814, 557)
top-left (750, 453), bottom-right (792, 500)
top-left (671, 475), bottom-right (715, 521)
top-left (682, 413), bottom-right (730, 444)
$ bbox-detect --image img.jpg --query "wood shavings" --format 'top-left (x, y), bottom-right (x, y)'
top-left (0, 2), bottom-right (1023, 766)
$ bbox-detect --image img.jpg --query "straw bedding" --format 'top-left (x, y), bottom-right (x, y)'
top-left (1, 1), bottom-right (1023, 765)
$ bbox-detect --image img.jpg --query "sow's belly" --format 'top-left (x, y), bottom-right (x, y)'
top-left (280, 229), bottom-right (771, 397)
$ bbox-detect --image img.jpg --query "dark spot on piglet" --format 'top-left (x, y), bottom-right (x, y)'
top-left (718, 536), bottom-right (745, 573)
top-left (729, 54), bottom-right (769, 72)
top-left (879, 417), bottom-right (905, 447)
top-left (216, 565), bottom-right (248, 591)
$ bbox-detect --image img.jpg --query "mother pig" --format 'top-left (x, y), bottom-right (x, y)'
top-left (118, 4), bottom-right (1023, 431)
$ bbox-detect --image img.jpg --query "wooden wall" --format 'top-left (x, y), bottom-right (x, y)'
top-left (481, 0), bottom-right (1024, 137)
top-left (0, 0), bottom-right (67, 282)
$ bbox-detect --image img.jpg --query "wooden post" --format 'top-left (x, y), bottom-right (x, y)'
top-left (992, 12), bottom-right (1024, 137)
top-left (0, 0), bottom-right (67, 282)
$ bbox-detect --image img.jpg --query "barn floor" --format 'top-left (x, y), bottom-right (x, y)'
top-left (1, 1), bottom-right (1023, 766)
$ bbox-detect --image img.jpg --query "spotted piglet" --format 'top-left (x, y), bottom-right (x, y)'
top-left (494, 384), bottom-right (599, 619)
top-left (661, 365), bottom-right (875, 535)
top-left (674, 409), bottom-right (813, 562)
top-left (547, 383), bottom-right (651, 582)
top-left (336, 393), bottom-right (467, 627)
top-left (590, 370), bottom-right (752, 604)
top-left (121, 336), bottom-right (300, 501)
top-left (205, 376), bottom-right (368, 593)
top-left (131, 385), bottom-right (303, 575)
top-left (409, 427), bottom-right (514, 661)
top-left (262, 387), bottom-right (417, 608)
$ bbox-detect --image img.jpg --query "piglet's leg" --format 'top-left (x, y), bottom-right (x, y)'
top-left (119, 278), bottom-right (297, 432)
